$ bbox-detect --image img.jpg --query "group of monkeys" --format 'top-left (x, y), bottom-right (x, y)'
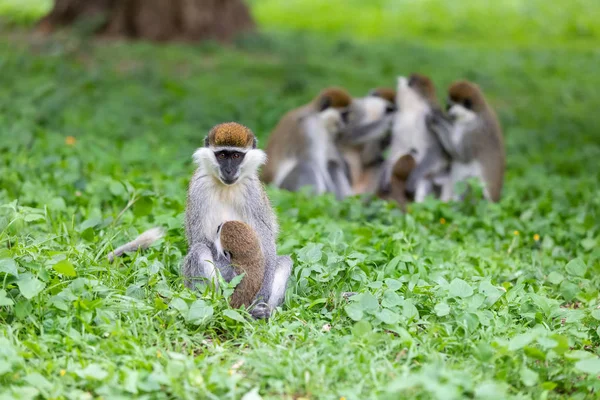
top-left (108, 73), bottom-right (505, 319)
top-left (262, 73), bottom-right (505, 207)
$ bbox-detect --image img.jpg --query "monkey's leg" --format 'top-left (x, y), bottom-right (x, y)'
top-left (279, 162), bottom-right (323, 194)
top-left (414, 180), bottom-right (434, 203)
top-left (376, 162), bottom-right (393, 197)
top-left (327, 160), bottom-right (353, 200)
top-left (182, 242), bottom-right (235, 290)
top-left (440, 179), bottom-right (454, 202)
top-left (250, 255), bottom-right (292, 320)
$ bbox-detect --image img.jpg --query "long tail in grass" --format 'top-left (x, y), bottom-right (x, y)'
top-left (107, 227), bottom-right (165, 262)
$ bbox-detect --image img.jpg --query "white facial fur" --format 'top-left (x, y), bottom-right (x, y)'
top-left (318, 108), bottom-right (343, 135)
top-left (193, 147), bottom-right (266, 185)
top-left (448, 104), bottom-right (478, 123)
top-left (355, 96), bottom-right (390, 124)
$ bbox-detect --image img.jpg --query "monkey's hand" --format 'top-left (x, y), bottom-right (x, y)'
top-left (249, 302), bottom-right (271, 320)
top-left (426, 112), bottom-right (460, 160)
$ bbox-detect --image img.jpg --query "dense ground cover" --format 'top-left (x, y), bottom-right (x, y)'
top-left (0, 1), bottom-right (599, 399)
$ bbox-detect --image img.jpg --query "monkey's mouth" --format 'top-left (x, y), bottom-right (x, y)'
top-left (220, 176), bottom-right (238, 185)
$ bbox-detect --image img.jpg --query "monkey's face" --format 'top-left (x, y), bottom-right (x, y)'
top-left (369, 87), bottom-right (397, 106)
top-left (192, 122), bottom-right (267, 186)
top-left (339, 95), bottom-right (395, 144)
top-left (316, 87), bottom-right (354, 136)
top-left (319, 107), bottom-right (346, 136)
top-left (447, 80), bottom-right (485, 120)
top-left (193, 144), bottom-right (267, 186)
top-left (214, 149), bottom-right (246, 184)
top-left (446, 94), bottom-right (477, 123)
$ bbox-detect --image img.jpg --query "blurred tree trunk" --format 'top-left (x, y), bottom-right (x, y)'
top-left (37, 0), bottom-right (255, 42)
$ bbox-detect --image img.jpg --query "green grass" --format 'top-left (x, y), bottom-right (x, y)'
top-left (1, 1), bottom-right (600, 399)
top-left (254, 0), bottom-right (600, 48)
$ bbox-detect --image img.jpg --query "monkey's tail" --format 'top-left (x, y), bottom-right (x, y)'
top-left (107, 227), bottom-right (165, 262)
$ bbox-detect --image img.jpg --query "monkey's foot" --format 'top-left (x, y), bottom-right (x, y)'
top-left (250, 302), bottom-right (271, 320)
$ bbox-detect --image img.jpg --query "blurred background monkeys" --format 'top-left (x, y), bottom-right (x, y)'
top-left (261, 87), bottom-right (355, 200)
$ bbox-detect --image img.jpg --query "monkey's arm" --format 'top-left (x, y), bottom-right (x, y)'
top-left (327, 150), bottom-right (353, 199)
top-left (405, 145), bottom-right (445, 195)
top-left (182, 241), bottom-right (236, 290)
top-left (426, 113), bottom-right (471, 162)
top-left (280, 161), bottom-right (326, 194)
top-left (341, 116), bottom-right (392, 145)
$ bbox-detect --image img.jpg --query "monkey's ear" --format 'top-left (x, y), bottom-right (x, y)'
top-left (318, 95), bottom-right (331, 112)
top-left (204, 136), bottom-right (210, 147)
top-left (252, 137), bottom-right (257, 149)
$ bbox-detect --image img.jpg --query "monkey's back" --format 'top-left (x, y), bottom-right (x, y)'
top-left (476, 109), bottom-right (505, 202)
top-left (261, 106), bottom-right (311, 183)
top-left (221, 221), bottom-right (266, 309)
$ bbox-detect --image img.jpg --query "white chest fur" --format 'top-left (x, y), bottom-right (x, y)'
top-left (203, 181), bottom-right (248, 242)
top-left (391, 87), bottom-right (432, 163)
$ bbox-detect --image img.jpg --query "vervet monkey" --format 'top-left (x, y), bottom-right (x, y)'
top-left (109, 122), bottom-right (292, 319)
top-left (426, 80), bottom-right (505, 202)
top-left (380, 74), bottom-right (450, 203)
top-left (261, 87), bottom-right (354, 200)
top-left (215, 221), bottom-right (265, 309)
top-left (338, 88), bottom-right (396, 194)
top-left (185, 122), bottom-right (292, 318)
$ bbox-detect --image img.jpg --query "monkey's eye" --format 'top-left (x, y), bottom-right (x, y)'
top-left (232, 152), bottom-right (241, 159)
top-left (385, 104), bottom-right (397, 114)
top-left (463, 99), bottom-right (472, 109)
top-left (217, 152), bottom-right (227, 159)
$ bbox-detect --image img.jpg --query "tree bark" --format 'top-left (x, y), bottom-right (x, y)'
top-left (37, 0), bottom-right (256, 42)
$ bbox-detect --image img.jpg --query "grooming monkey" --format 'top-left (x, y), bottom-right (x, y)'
top-left (110, 122), bottom-right (292, 319)
top-left (216, 221), bottom-right (265, 309)
top-left (424, 80), bottom-right (505, 202)
top-left (338, 87), bottom-right (397, 194)
top-left (380, 74), bottom-right (450, 203)
top-left (261, 87), bottom-right (354, 200)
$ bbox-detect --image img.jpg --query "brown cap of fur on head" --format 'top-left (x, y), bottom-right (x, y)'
top-left (206, 122), bottom-right (256, 148)
top-left (370, 87), bottom-right (397, 104)
top-left (314, 87), bottom-right (352, 111)
top-left (448, 80), bottom-right (488, 113)
top-left (408, 73), bottom-right (438, 106)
